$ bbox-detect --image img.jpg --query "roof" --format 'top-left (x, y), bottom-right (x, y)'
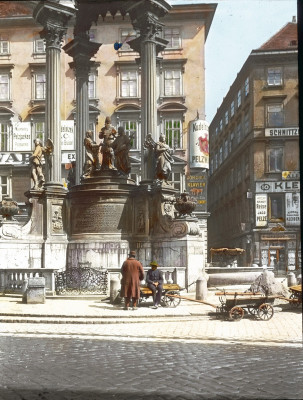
top-left (258, 21), bottom-right (297, 50)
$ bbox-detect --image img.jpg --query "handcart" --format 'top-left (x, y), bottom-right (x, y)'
top-left (139, 283), bottom-right (184, 307)
top-left (278, 284), bottom-right (302, 307)
top-left (215, 290), bottom-right (276, 321)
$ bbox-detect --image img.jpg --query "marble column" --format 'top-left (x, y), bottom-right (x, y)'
top-left (34, 1), bottom-right (74, 187)
top-left (63, 34), bottom-right (101, 185)
top-left (127, 0), bottom-right (171, 182)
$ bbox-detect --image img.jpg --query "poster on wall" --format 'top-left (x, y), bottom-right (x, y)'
top-left (189, 118), bottom-right (209, 169)
top-left (286, 192), bottom-right (300, 226)
top-left (255, 194), bottom-right (267, 227)
top-left (12, 122), bottom-right (31, 151)
top-left (61, 120), bottom-right (75, 150)
top-left (186, 170), bottom-right (207, 212)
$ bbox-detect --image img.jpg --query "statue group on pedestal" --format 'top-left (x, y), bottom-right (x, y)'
top-left (83, 116), bottom-right (131, 178)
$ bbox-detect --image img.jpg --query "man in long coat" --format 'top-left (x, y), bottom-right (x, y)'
top-left (120, 251), bottom-right (144, 310)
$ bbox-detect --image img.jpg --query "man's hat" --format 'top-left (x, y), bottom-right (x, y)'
top-left (150, 261), bottom-right (159, 267)
top-left (129, 250), bottom-right (136, 257)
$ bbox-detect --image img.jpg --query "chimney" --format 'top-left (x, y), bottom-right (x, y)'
top-left (292, 16), bottom-right (296, 23)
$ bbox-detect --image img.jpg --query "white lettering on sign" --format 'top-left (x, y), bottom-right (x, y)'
top-left (0, 152), bottom-right (31, 165)
top-left (61, 152), bottom-right (76, 164)
top-left (12, 122), bottom-right (32, 151)
top-left (256, 181), bottom-right (300, 193)
top-left (189, 119), bottom-right (209, 169)
top-left (61, 120), bottom-right (75, 150)
top-left (265, 127), bottom-right (299, 137)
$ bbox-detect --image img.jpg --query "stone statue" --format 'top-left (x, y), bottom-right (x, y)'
top-left (83, 130), bottom-right (100, 177)
top-left (99, 116), bottom-right (117, 170)
top-left (155, 134), bottom-right (174, 182)
top-left (67, 161), bottom-right (76, 189)
top-left (29, 138), bottom-right (53, 190)
top-left (112, 126), bottom-right (131, 176)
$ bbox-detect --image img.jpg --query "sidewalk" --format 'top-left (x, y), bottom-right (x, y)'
top-left (0, 289), bottom-right (302, 345)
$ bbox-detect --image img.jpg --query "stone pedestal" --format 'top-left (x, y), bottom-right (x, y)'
top-left (23, 277), bottom-right (45, 304)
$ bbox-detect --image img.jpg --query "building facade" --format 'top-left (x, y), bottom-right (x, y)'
top-left (0, 1), bottom-right (215, 223)
top-left (208, 20), bottom-right (300, 275)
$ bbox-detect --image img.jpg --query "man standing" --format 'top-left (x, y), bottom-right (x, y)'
top-left (120, 251), bottom-right (144, 310)
top-left (146, 261), bottom-right (163, 309)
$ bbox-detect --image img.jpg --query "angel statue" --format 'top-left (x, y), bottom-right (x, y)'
top-left (29, 138), bottom-right (53, 190)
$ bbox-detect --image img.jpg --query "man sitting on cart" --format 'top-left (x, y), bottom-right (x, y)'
top-left (146, 261), bottom-right (163, 309)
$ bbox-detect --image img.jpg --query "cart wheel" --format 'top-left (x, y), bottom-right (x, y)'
top-left (160, 295), bottom-right (167, 307)
top-left (289, 294), bottom-right (300, 307)
top-left (164, 290), bottom-right (181, 308)
top-left (258, 303), bottom-right (274, 320)
top-left (247, 306), bottom-right (258, 316)
top-left (229, 306), bottom-right (244, 321)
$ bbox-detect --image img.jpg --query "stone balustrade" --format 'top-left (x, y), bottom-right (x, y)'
top-left (0, 268), bottom-right (57, 295)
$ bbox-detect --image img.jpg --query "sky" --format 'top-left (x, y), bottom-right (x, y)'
top-left (169, 0), bottom-right (298, 122)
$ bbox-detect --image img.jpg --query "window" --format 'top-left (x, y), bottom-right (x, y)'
top-left (121, 120), bottom-right (139, 149)
top-left (34, 122), bottom-right (45, 144)
top-left (120, 29), bottom-right (137, 51)
top-left (225, 111), bottom-right (229, 126)
top-left (164, 70), bottom-right (181, 96)
top-left (214, 152), bottom-right (218, 170)
top-left (34, 39), bottom-right (45, 53)
top-left (236, 122), bottom-right (241, 144)
top-left (219, 119), bottom-right (223, 131)
top-left (229, 130), bottom-right (234, 151)
top-left (267, 147), bottom-right (283, 172)
top-left (224, 139), bottom-right (228, 159)
top-left (215, 127), bottom-right (218, 136)
top-left (244, 77), bottom-right (249, 96)
top-left (244, 113), bottom-right (249, 135)
top-left (0, 175), bottom-right (9, 200)
top-left (237, 89), bottom-right (241, 108)
top-left (88, 73), bottom-right (96, 99)
top-left (267, 67), bottom-right (282, 86)
top-left (0, 35), bottom-right (9, 54)
top-left (171, 172), bottom-right (181, 191)
top-left (267, 104), bottom-right (284, 127)
top-left (0, 74), bottom-right (9, 100)
top-left (0, 122), bottom-right (9, 151)
top-left (121, 71), bottom-right (137, 97)
top-left (164, 118), bottom-right (182, 148)
top-left (35, 73), bottom-right (46, 99)
top-left (269, 194), bottom-right (284, 221)
top-left (231, 101), bottom-right (235, 117)
top-left (164, 28), bottom-right (181, 48)
top-left (219, 146), bottom-right (223, 165)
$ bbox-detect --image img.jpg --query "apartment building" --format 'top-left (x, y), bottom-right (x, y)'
top-left (208, 19), bottom-right (299, 274)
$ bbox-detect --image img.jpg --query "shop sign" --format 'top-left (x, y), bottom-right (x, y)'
top-left (256, 181), bottom-right (300, 193)
top-left (255, 194), bottom-right (267, 227)
top-left (186, 171), bottom-right (207, 212)
top-left (62, 152), bottom-right (76, 164)
top-left (285, 192), bottom-right (300, 226)
top-left (282, 171), bottom-right (300, 180)
top-left (61, 120), bottom-right (74, 150)
top-left (12, 122), bottom-right (32, 151)
top-left (189, 119), bottom-right (209, 169)
top-left (0, 152), bottom-right (31, 165)
top-left (265, 127), bottom-right (299, 137)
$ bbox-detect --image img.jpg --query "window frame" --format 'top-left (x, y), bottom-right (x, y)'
top-left (119, 28), bottom-right (138, 52)
top-left (244, 77), bottom-right (249, 96)
top-left (231, 100), bottom-right (235, 117)
top-left (267, 147), bottom-right (284, 173)
top-left (163, 27), bottom-right (181, 49)
top-left (0, 73), bottom-right (10, 101)
top-left (34, 39), bottom-right (46, 54)
top-left (0, 174), bottom-right (10, 201)
top-left (164, 69), bottom-right (182, 97)
top-left (163, 117), bottom-right (183, 149)
top-left (268, 193), bottom-right (284, 222)
top-left (0, 121), bottom-right (11, 151)
top-left (237, 89), bottom-right (242, 108)
top-left (0, 37), bottom-right (9, 54)
top-left (120, 119), bottom-right (140, 150)
top-left (267, 67), bottom-right (283, 86)
top-left (266, 103), bottom-right (284, 127)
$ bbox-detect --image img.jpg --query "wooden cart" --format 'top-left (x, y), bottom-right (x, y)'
top-left (139, 283), bottom-right (183, 307)
top-left (288, 284), bottom-right (302, 307)
top-left (215, 291), bottom-right (276, 321)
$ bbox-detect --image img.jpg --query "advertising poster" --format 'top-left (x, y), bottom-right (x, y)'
top-left (189, 119), bottom-right (209, 169)
top-left (286, 192), bottom-right (300, 226)
top-left (255, 194), bottom-right (267, 227)
top-left (12, 122), bottom-right (31, 151)
top-left (61, 120), bottom-right (75, 150)
top-left (186, 170), bottom-right (207, 212)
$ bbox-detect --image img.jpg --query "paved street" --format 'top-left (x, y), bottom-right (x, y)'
top-left (0, 337), bottom-right (302, 400)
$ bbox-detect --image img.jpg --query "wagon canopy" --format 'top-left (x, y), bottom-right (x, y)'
top-left (210, 248), bottom-right (245, 256)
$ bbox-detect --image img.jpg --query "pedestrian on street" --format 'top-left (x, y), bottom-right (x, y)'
top-left (146, 261), bottom-right (163, 309)
top-left (120, 250), bottom-right (144, 310)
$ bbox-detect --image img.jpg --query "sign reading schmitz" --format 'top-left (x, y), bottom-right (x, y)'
top-left (265, 127), bottom-right (299, 137)
top-left (255, 194), bottom-right (267, 227)
top-left (12, 122), bottom-right (31, 151)
top-left (189, 119), bottom-right (209, 169)
top-left (256, 181), bottom-right (300, 193)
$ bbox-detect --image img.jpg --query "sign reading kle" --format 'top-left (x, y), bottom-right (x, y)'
top-left (256, 181), bottom-right (300, 193)
top-left (186, 171), bottom-right (207, 212)
top-left (189, 119), bottom-right (209, 169)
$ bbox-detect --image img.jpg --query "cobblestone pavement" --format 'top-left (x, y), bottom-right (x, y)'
top-left (0, 336), bottom-right (302, 400)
